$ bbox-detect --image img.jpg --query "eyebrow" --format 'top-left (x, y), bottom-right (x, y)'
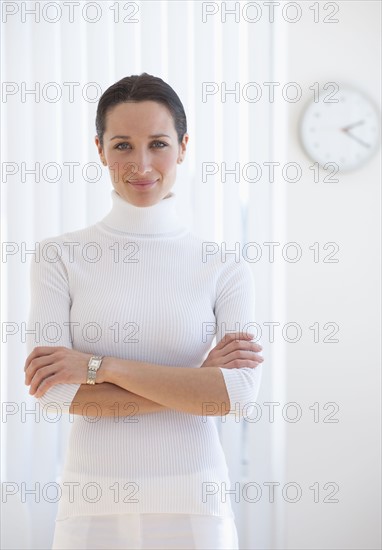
top-left (110, 134), bottom-right (171, 141)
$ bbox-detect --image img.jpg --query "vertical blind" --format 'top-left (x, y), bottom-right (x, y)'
top-left (1, 2), bottom-right (284, 548)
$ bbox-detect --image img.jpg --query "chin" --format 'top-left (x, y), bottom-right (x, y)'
top-left (114, 182), bottom-right (173, 205)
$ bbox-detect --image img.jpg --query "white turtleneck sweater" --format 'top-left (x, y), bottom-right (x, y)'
top-left (26, 189), bottom-right (263, 519)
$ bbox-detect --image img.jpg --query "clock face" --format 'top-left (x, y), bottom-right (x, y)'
top-left (300, 87), bottom-right (380, 171)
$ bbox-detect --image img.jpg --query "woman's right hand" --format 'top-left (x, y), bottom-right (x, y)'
top-left (200, 332), bottom-right (264, 370)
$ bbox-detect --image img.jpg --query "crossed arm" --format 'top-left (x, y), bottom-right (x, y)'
top-left (25, 241), bottom-right (263, 418)
top-left (70, 382), bottom-right (168, 417)
top-left (24, 332), bottom-right (263, 417)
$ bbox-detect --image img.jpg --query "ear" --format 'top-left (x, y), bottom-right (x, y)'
top-left (95, 135), bottom-right (107, 166)
top-left (177, 133), bottom-right (189, 163)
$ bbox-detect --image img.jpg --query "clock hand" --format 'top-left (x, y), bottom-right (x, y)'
top-left (341, 120), bottom-right (365, 132)
top-left (343, 131), bottom-right (370, 148)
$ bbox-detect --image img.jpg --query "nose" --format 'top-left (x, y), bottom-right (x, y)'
top-left (128, 149), bottom-right (152, 177)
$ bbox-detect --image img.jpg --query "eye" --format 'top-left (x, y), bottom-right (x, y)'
top-left (114, 142), bottom-right (130, 150)
top-left (151, 141), bottom-right (168, 148)
top-left (114, 141), bottom-right (168, 151)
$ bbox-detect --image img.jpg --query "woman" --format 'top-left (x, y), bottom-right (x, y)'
top-left (24, 73), bottom-right (264, 550)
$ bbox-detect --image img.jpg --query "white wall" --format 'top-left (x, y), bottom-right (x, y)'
top-left (274, 2), bottom-right (381, 548)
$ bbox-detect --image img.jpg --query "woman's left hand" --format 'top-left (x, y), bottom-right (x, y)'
top-left (24, 346), bottom-right (93, 398)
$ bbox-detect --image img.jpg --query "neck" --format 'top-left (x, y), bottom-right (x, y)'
top-left (98, 189), bottom-right (186, 236)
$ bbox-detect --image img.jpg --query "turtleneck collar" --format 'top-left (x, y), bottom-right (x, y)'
top-left (98, 189), bottom-right (186, 236)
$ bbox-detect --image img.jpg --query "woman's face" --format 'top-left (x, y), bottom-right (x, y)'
top-left (95, 100), bottom-right (188, 207)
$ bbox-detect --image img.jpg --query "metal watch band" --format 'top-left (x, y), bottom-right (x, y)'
top-left (86, 355), bottom-right (104, 385)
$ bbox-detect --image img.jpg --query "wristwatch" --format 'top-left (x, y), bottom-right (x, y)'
top-left (86, 355), bottom-right (104, 385)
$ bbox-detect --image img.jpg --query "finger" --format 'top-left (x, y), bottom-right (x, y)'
top-left (219, 339), bottom-right (263, 357)
top-left (24, 349), bottom-right (38, 372)
top-left (24, 346), bottom-right (61, 372)
top-left (25, 355), bottom-right (56, 385)
top-left (34, 376), bottom-right (57, 398)
top-left (222, 350), bottom-right (264, 364)
top-left (33, 373), bottom-right (58, 398)
top-left (215, 332), bottom-right (257, 351)
top-left (29, 365), bottom-right (57, 396)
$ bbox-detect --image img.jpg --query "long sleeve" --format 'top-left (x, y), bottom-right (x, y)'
top-left (24, 194), bottom-right (264, 519)
top-left (214, 258), bottom-right (263, 420)
top-left (26, 237), bottom-right (81, 413)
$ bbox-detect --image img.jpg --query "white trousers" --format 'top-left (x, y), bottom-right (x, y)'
top-left (51, 513), bottom-right (239, 550)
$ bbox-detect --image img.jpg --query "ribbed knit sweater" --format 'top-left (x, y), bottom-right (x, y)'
top-left (26, 189), bottom-right (263, 519)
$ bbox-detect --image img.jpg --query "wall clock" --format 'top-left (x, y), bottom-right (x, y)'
top-left (300, 86), bottom-right (380, 171)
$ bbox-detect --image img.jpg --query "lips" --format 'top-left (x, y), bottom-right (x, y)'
top-left (127, 179), bottom-right (159, 190)
top-left (129, 180), bottom-right (158, 185)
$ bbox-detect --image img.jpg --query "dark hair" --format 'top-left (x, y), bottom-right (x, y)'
top-left (95, 73), bottom-right (187, 148)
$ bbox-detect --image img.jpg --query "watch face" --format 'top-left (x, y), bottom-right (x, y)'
top-left (300, 87), bottom-right (380, 171)
top-left (89, 359), bottom-right (99, 368)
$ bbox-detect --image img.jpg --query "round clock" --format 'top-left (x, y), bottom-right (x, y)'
top-left (300, 86), bottom-right (381, 171)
